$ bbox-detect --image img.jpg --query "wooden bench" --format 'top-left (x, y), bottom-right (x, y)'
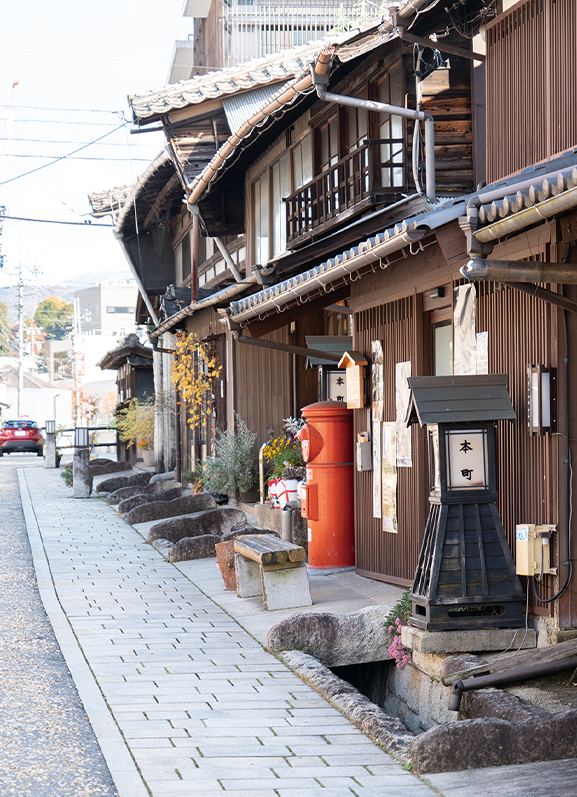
top-left (233, 534), bottom-right (312, 611)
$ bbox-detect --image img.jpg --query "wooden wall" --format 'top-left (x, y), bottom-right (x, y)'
top-left (348, 234), bottom-right (570, 621)
top-left (486, 0), bottom-right (577, 182)
top-left (234, 326), bottom-right (294, 451)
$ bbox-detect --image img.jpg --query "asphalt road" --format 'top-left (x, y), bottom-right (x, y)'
top-left (0, 455), bottom-right (118, 797)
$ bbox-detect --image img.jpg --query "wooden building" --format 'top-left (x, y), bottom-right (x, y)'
top-left (98, 333), bottom-right (154, 464)
top-left (96, 0), bottom-right (577, 632)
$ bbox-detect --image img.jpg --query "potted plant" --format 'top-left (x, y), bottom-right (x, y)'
top-left (202, 413), bottom-right (256, 504)
top-left (262, 417), bottom-right (305, 506)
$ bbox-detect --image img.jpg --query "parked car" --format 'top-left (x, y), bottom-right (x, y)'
top-left (0, 419), bottom-right (44, 456)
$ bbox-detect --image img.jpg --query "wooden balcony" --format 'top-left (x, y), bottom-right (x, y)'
top-left (285, 140), bottom-right (404, 247)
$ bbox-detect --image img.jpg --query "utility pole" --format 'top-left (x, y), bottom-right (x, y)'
top-left (17, 262), bottom-right (24, 417)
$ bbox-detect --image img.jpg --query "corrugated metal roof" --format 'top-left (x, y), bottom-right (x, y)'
top-left (405, 374), bottom-right (517, 427)
top-left (222, 82), bottom-right (291, 132)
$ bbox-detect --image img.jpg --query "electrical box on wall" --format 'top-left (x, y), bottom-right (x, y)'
top-left (515, 524), bottom-right (555, 576)
top-left (356, 441), bottom-right (372, 472)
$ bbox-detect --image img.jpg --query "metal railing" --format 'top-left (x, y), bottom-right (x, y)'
top-left (51, 425), bottom-right (119, 451)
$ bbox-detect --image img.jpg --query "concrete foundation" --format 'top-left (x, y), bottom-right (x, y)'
top-left (402, 626), bottom-right (537, 654)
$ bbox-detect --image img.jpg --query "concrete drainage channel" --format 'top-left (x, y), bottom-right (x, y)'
top-left (265, 614), bottom-right (577, 775)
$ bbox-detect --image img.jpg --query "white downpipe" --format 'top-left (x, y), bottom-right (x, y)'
top-left (313, 82), bottom-right (435, 203)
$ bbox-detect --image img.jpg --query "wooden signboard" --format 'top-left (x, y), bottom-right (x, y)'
top-left (338, 351), bottom-right (368, 410)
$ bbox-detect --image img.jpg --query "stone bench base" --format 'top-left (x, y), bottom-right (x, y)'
top-left (234, 554), bottom-right (312, 611)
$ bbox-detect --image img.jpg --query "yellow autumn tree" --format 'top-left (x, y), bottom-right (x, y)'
top-left (170, 332), bottom-right (222, 429)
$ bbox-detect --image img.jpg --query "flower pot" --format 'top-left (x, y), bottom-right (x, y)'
top-left (141, 449), bottom-right (155, 467)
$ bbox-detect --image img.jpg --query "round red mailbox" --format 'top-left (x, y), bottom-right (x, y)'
top-left (296, 401), bottom-right (354, 569)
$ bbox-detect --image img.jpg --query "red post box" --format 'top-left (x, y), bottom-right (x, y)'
top-left (296, 401), bottom-right (354, 569)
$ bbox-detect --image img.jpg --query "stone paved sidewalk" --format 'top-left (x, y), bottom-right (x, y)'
top-left (0, 460), bottom-right (117, 797)
top-left (20, 468), bottom-right (437, 797)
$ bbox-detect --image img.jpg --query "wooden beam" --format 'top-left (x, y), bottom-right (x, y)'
top-left (442, 637), bottom-right (577, 686)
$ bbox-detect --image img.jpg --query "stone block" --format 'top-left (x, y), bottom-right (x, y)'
top-left (96, 471), bottom-right (151, 493)
top-left (147, 505), bottom-right (241, 543)
top-left (89, 460), bottom-right (133, 476)
top-left (167, 535), bottom-right (221, 562)
top-left (402, 625), bottom-right (536, 654)
top-left (118, 487), bottom-right (190, 514)
top-left (234, 554), bottom-right (262, 598)
top-left (267, 604), bottom-right (391, 667)
top-left (107, 481), bottom-right (178, 505)
top-left (126, 493), bottom-right (219, 525)
top-left (410, 710), bottom-right (577, 774)
top-left (261, 565), bottom-right (312, 611)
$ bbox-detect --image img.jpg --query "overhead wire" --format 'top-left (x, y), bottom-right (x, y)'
top-left (0, 122), bottom-right (127, 186)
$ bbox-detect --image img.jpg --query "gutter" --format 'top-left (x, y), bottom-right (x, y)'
top-left (228, 227), bottom-right (426, 324)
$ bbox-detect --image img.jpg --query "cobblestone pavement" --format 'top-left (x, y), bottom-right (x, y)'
top-left (20, 466), bottom-right (440, 797)
top-left (0, 458), bottom-right (118, 797)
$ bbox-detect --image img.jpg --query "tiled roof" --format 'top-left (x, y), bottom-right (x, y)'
top-left (478, 161), bottom-right (577, 225)
top-left (129, 42), bottom-right (328, 122)
top-left (88, 186), bottom-right (132, 218)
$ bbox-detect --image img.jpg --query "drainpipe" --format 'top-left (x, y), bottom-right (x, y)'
top-left (449, 655), bottom-right (577, 712)
top-left (113, 231), bottom-right (159, 326)
top-left (312, 49), bottom-right (435, 203)
top-left (461, 258), bottom-right (577, 284)
top-left (191, 211), bottom-right (199, 303)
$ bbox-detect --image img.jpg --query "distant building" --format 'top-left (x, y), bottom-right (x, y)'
top-left (173, 0), bottom-right (363, 76)
top-left (74, 280), bottom-right (138, 337)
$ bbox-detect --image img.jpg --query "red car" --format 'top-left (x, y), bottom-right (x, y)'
top-left (0, 419), bottom-right (44, 456)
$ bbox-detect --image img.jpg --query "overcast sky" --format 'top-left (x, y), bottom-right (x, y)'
top-left (0, 1), bottom-right (191, 293)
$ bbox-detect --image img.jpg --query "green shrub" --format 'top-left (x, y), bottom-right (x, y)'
top-left (202, 413), bottom-right (256, 502)
top-left (60, 465), bottom-right (73, 487)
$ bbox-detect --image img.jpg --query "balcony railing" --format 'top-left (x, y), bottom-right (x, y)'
top-left (285, 139), bottom-right (404, 245)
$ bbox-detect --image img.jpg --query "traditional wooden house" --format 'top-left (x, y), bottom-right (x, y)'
top-left (99, 0), bottom-right (577, 633)
top-left (97, 333), bottom-right (154, 463)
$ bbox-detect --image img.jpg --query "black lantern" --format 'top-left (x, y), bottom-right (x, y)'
top-left (406, 374), bottom-right (525, 631)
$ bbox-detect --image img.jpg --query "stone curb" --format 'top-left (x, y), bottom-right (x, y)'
top-left (18, 470), bottom-right (149, 797)
top-left (279, 649), bottom-right (414, 764)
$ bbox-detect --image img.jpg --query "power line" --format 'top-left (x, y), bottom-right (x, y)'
top-left (0, 123), bottom-right (126, 186)
top-left (0, 104), bottom-right (122, 114)
top-left (3, 136), bottom-right (158, 147)
top-left (0, 214), bottom-right (113, 227)
top-left (3, 118), bottom-right (126, 126)
top-left (3, 153), bottom-right (152, 162)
